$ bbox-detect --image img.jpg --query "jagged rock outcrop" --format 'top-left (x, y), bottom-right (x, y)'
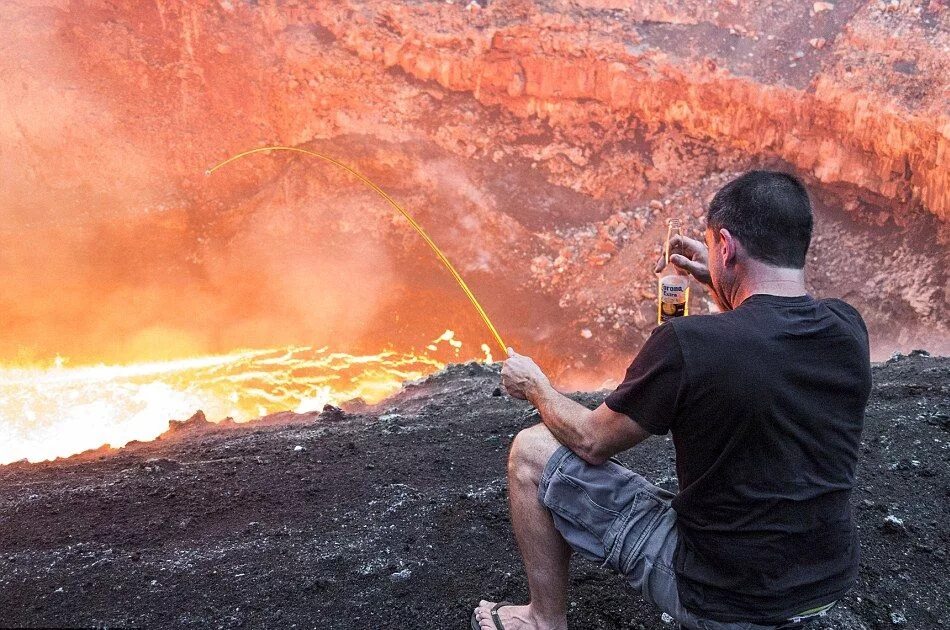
top-left (163, 410), bottom-right (213, 436)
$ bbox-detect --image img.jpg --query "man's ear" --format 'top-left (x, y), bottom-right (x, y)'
top-left (719, 228), bottom-right (738, 266)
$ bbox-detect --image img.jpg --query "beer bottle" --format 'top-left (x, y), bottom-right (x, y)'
top-left (657, 218), bottom-right (690, 324)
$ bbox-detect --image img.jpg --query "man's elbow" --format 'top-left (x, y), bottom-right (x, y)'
top-left (575, 440), bottom-right (611, 466)
top-left (581, 452), bottom-right (610, 467)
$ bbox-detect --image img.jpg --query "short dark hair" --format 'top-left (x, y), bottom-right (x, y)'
top-left (706, 170), bottom-right (813, 268)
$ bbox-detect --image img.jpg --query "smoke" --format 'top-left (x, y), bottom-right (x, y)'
top-left (0, 3), bottom-right (164, 363)
top-left (0, 2), bottom-right (408, 366)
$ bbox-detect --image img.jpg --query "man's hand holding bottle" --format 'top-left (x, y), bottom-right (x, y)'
top-left (655, 234), bottom-right (712, 288)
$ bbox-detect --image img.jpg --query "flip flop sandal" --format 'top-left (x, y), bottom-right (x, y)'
top-left (470, 602), bottom-right (514, 630)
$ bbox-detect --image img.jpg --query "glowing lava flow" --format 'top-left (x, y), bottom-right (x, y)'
top-left (0, 332), bottom-right (485, 465)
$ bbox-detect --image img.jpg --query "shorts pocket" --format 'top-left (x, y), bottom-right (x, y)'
top-left (541, 469), bottom-right (626, 564)
top-left (613, 492), bottom-right (667, 575)
top-left (538, 451), bottom-right (673, 575)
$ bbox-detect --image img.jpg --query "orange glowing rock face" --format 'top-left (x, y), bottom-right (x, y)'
top-left (0, 332), bottom-right (488, 465)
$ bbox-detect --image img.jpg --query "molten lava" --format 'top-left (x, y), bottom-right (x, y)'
top-left (0, 331), bottom-right (487, 465)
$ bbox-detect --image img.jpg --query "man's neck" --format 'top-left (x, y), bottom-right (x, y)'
top-left (728, 261), bottom-right (807, 309)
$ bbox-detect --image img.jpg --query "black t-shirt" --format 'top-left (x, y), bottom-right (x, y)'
top-left (605, 294), bottom-right (871, 623)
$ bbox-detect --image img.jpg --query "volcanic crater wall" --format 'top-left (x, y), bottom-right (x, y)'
top-left (0, 0), bottom-right (947, 374)
top-left (306, 0), bottom-right (948, 220)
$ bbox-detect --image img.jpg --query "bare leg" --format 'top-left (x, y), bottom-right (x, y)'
top-left (475, 424), bottom-right (570, 629)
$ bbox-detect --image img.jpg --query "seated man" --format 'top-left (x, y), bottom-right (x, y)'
top-left (473, 171), bottom-right (871, 630)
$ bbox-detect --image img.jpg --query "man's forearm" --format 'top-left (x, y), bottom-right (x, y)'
top-left (527, 381), bottom-right (594, 458)
top-left (502, 349), bottom-right (648, 465)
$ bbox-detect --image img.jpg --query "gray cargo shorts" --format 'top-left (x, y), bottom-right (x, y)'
top-left (538, 445), bottom-right (807, 630)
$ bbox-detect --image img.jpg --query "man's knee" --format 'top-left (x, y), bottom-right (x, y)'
top-left (508, 424), bottom-right (561, 487)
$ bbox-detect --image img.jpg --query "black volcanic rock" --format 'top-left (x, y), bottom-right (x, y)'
top-left (256, 410), bottom-right (320, 426)
top-left (0, 357), bottom-right (947, 629)
top-left (69, 443), bottom-right (115, 461)
top-left (163, 409), bottom-right (212, 436)
top-left (319, 404), bottom-right (346, 422)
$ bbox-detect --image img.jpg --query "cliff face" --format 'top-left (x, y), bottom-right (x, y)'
top-left (0, 0), bottom-right (947, 375)
top-left (312, 0), bottom-right (948, 220)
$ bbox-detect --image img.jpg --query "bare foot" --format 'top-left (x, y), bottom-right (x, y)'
top-left (473, 600), bottom-right (567, 630)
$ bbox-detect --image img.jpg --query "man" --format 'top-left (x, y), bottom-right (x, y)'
top-left (472, 171), bottom-right (871, 630)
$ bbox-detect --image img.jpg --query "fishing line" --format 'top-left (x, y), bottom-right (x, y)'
top-left (206, 146), bottom-right (507, 355)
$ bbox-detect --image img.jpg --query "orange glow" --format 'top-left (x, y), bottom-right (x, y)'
top-left (206, 146), bottom-right (508, 354)
top-left (0, 331), bottom-right (487, 465)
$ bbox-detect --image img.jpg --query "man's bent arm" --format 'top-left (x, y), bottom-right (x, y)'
top-left (528, 382), bottom-right (651, 466)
